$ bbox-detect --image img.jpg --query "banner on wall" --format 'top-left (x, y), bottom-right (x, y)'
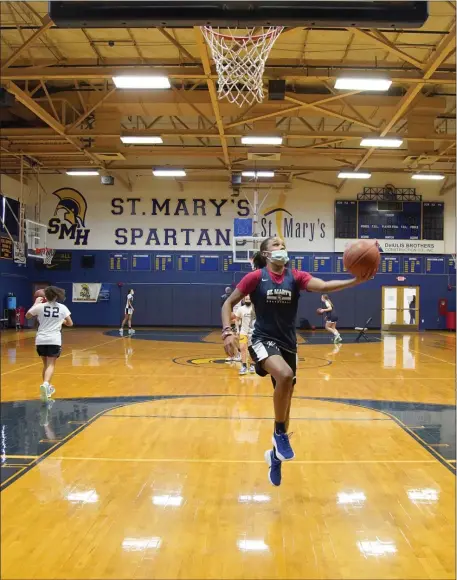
top-left (42, 187), bottom-right (332, 252)
top-left (72, 283), bottom-right (101, 303)
top-left (334, 239), bottom-right (445, 254)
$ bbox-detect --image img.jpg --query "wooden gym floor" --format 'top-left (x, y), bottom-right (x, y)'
top-left (0, 328), bottom-right (455, 580)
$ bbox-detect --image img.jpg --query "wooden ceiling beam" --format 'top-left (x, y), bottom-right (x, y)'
top-left (2, 65), bottom-right (454, 84)
top-left (226, 90), bottom-right (362, 129)
top-left (353, 23), bottom-right (456, 174)
top-left (351, 28), bottom-right (424, 70)
top-left (66, 87), bottom-right (117, 133)
top-left (1, 14), bottom-right (52, 70)
top-left (194, 27), bottom-right (230, 168)
top-left (2, 128), bottom-right (454, 143)
top-left (284, 94), bottom-right (378, 131)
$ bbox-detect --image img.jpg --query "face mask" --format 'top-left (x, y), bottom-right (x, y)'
top-left (269, 249), bottom-right (289, 264)
top-left (245, 301), bottom-right (251, 306)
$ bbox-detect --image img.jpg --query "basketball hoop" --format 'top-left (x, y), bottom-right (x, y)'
top-left (201, 26), bottom-right (284, 107)
top-left (36, 247), bottom-right (55, 266)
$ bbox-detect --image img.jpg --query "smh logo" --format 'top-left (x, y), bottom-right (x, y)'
top-left (47, 187), bottom-right (90, 245)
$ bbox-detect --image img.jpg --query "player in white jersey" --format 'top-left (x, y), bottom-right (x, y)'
top-left (120, 289), bottom-right (135, 336)
top-left (26, 286), bottom-right (73, 402)
top-left (236, 295), bottom-right (256, 375)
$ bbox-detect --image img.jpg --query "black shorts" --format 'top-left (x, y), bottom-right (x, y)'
top-left (249, 340), bottom-right (297, 386)
top-left (325, 314), bottom-right (338, 323)
top-left (36, 345), bottom-right (62, 358)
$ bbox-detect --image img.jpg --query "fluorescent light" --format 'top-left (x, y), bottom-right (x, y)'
top-left (66, 170), bottom-right (99, 176)
top-left (357, 540), bottom-right (397, 557)
top-left (338, 172), bottom-right (371, 179)
top-left (121, 136), bottom-right (163, 144)
top-left (241, 136), bottom-right (283, 145)
top-left (412, 173), bottom-right (445, 180)
top-left (153, 169), bottom-right (186, 177)
top-left (335, 77), bottom-right (392, 91)
top-left (242, 171), bottom-right (275, 178)
top-left (360, 138), bottom-right (403, 148)
top-left (112, 76), bottom-right (170, 89)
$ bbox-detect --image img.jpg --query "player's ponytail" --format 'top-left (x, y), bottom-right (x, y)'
top-left (252, 237), bottom-right (273, 269)
top-left (45, 286), bottom-right (66, 303)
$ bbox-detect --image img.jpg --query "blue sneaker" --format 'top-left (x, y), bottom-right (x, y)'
top-left (265, 450), bottom-right (282, 486)
top-left (272, 431), bottom-right (295, 461)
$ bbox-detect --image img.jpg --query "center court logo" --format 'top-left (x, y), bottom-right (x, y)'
top-left (47, 187), bottom-right (90, 245)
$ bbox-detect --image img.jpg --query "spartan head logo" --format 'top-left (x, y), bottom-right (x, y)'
top-left (52, 188), bottom-right (88, 228)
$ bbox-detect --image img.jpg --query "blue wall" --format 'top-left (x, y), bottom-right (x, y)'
top-left (4, 249), bottom-right (450, 331)
top-left (0, 259), bottom-right (31, 314)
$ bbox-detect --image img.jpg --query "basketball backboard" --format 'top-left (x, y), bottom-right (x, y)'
top-left (50, 1), bottom-right (428, 28)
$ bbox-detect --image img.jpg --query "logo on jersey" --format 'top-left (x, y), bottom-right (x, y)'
top-left (47, 187), bottom-right (90, 245)
top-left (266, 288), bottom-right (292, 304)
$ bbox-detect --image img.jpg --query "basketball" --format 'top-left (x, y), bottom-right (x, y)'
top-left (34, 289), bottom-right (46, 301)
top-left (317, 308), bottom-right (325, 315)
top-left (343, 240), bottom-right (381, 278)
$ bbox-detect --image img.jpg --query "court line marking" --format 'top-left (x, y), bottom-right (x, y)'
top-left (2, 455), bottom-right (38, 459)
top-left (0, 336), bottom-right (125, 376)
top-left (44, 373), bottom-right (456, 380)
top-left (102, 414), bottom-right (390, 421)
top-left (0, 400), bottom-right (131, 490)
top-left (1, 394), bottom-right (454, 487)
top-left (49, 456), bottom-right (439, 465)
top-left (319, 397), bottom-right (456, 473)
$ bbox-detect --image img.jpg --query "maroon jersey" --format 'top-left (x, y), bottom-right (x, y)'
top-left (237, 268), bottom-right (312, 352)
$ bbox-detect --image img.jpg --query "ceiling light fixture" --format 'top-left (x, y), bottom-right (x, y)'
top-left (121, 136), bottom-right (163, 144)
top-left (112, 76), bottom-right (171, 89)
top-left (335, 77), bottom-right (392, 91)
top-left (360, 138), bottom-right (403, 148)
top-left (152, 169), bottom-right (186, 177)
top-left (66, 170), bottom-right (99, 176)
top-left (338, 172), bottom-right (372, 179)
top-left (411, 173), bottom-right (445, 180)
top-left (241, 137), bottom-right (283, 145)
top-left (242, 171), bottom-right (275, 178)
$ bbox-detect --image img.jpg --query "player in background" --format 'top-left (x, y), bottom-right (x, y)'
top-left (26, 286), bottom-right (73, 403)
top-left (221, 236), bottom-right (375, 486)
top-left (120, 289), bottom-right (135, 336)
top-left (318, 294), bottom-right (342, 343)
top-left (236, 295), bottom-right (256, 375)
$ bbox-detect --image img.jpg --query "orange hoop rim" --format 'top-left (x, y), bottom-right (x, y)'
top-left (201, 25), bottom-right (283, 42)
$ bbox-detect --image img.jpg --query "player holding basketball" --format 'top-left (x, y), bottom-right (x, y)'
top-left (318, 294), bottom-right (342, 343)
top-left (221, 236), bottom-right (376, 486)
top-left (120, 289), bottom-right (135, 336)
top-left (236, 295), bottom-right (256, 375)
top-left (26, 286), bottom-right (73, 403)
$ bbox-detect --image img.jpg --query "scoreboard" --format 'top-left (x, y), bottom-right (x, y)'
top-left (358, 201), bottom-right (421, 240)
top-left (335, 199), bottom-right (443, 241)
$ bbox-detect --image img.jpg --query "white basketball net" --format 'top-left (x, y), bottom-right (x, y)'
top-left (201, 26), bottom-right (284, 107)
top-left (37, 247), bottom-right (55, 265)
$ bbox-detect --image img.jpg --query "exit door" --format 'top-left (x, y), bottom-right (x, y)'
top-left (382, 286), bottom-right (420, 331)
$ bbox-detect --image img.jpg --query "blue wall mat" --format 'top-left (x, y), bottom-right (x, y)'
top-left (2, 250), bottom-right (455, 330)
top-left (0, 259), bottom-right (31, 310)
